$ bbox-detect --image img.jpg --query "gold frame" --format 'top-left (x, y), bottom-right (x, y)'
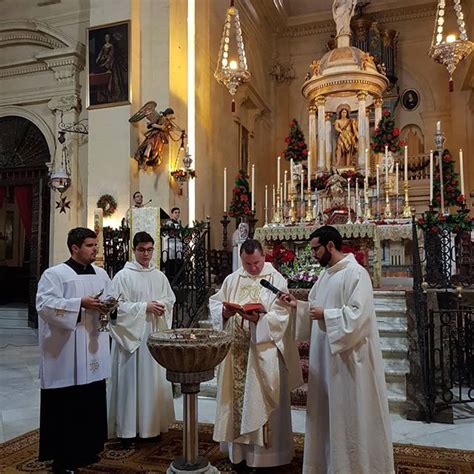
top-left (86, 20), bottom-right (131, 110)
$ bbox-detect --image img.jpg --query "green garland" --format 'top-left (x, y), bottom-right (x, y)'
top-left (417, 210), bottom-right (472, 234)
top-left (96, 194), bottom-right (117, 217)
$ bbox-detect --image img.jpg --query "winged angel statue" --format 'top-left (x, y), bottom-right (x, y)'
top-left (129, 102), bottom-right (186, 168)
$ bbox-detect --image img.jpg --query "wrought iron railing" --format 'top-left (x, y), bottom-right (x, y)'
top-left (411, 215), bottom-right (474, 421)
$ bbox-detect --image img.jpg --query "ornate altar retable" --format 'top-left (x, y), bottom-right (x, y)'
top-left (254, 222), bottom-right (415, 288)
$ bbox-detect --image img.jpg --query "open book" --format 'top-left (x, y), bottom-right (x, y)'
top-left (223, 302), bottom-right (266, 314)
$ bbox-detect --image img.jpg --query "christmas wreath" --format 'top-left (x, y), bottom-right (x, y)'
top-left (96, 194), bottom-right (117, 217)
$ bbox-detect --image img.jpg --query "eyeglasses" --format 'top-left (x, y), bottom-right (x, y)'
top-left (135, 247), bottom-right (154, 253)
top-left (311, 244), bottom-right (324, 253)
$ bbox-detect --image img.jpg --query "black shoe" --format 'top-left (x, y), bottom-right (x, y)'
top-left (52, 461), bottom-right (76, 473)
top-left (119, 437), bottom-right (136, 450)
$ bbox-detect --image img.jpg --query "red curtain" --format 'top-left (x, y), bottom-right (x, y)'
top-left (14, 186), bottom-right (33, 240)
top-left (0, 187), bottom-right (5, 208)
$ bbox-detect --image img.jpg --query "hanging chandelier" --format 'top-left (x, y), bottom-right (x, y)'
top-left (214, 0), bottom-right (250, 111)
top-left (428, 0), bottom-right (473, 91)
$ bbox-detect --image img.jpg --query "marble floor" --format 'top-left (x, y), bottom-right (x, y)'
top-left (1, 332), bottom-right (473, 451)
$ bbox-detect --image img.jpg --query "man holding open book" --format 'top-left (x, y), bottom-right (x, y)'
top-left (209, 239), bottom-right (302, 470)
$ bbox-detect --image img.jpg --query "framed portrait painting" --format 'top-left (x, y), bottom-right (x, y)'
top-left (87, 20), bottom-right (130, 110)
top-left (401, 89), bottom-right (420, 112)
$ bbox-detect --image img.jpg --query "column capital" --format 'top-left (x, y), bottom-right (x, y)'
top-left (373, 97), bottom-right (384, 108)
top-left (48, 94), bottom-right (82, 114)
top-left (308, 103), bottom-right (317, 114)
top-left (325, 112), bottom-right (333, 121)
top-left (357, 90), bottom-right (368, 101)
top-left (315, 96), bottom-right (326, 107)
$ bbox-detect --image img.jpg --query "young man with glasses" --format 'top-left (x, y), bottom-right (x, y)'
top-left (279, 225), bottom-right (393, 474)
top-left (107, 231), bottom-right (176, 446)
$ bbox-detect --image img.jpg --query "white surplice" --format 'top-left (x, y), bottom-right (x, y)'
top-left (36, 263), bottom-right (112, 389)
top-left (107, 260), bottom-right (176, 439)
top-left (296, 253), bottom-right (394, 474)
top-left (209, 263), bottom-right (302, 468)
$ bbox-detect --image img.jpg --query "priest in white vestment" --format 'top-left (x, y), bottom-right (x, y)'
top-left (209, 239), bottom-right (302, 469)
top-left (279, 226), bottom-right (394, 474)
top-left (108, 231), bottom-right (176, 442)
top-left (36, 227), bottom-right (112, 471)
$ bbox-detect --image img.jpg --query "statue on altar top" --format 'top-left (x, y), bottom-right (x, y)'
top-left (332, 0), bottom-right (358, 39)
top-left (334, 105), bottom-right (358, 168)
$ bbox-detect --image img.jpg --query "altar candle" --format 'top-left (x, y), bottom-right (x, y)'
top-left (277, 156), bottom-right (281, 190)
top-left (280, 183), bottom-right (283, 207)
top-left (385, 145), bottom-right (388, 160)
top-left (272, 184), bottom-right (275, 208)
top-left (460, 149), bottom-right (465, 197)
top-left (307, 151), bottom-right (311, 190)
top-left (385, 159), bottom-right (389, 187)
top-left (436, 121), bottom-right (441, 134)
top-left (251, 164), bottom-right (255, 211)
top-left (301, 169), bottom-right (304, 202)
top-left (355, 177), bottom-right (359, 203)
top-left (290, 158), bottom-right (294, 190)
top-left (265, 185), bottom-right (268, 210)
top-left (284, 170), bottom-right (288, 201)
top-left (429, 150), bottom-right (433, 204)
top-left (395, 163), bottom-right (399, 194)
top-left (376, 164), bottom-right (380, 198)
top-left (223, 167), bottom-right (227, 212)
top-left (365, 148), bottom-right (369, 177)
top-left (404, 146), bottom-right (408, 182)
top-left (347, 177), bottom-right (351, 208)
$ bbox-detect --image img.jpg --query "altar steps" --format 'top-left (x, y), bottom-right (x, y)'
top-left (198, 290), bottom-right (409, 415)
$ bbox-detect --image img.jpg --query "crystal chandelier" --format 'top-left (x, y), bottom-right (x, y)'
top-left (214, 0), bottom-right (250, 111)
top-left (428, 0), bottom-right (473, 91)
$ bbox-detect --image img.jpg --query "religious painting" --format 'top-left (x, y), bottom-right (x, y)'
top-left (87, 21), bottom-right (130, 110)
top-left (401, 89), bottom-right (420, 112)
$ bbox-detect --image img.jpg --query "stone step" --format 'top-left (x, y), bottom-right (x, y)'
top-left (0, 318), bottom-right (30, 328)
top-left (0, 309), bottom-right (28, 320)
top-left (380, 335), bottom-right (408, 350)
top-left (0, 327), bottom-right (37, 336)
top-left (381, 345), bottom-right (408, 359)
top-left (377, 320), bottom-right (407, 337)
top-left (375, 308), bottom-right (407, 320)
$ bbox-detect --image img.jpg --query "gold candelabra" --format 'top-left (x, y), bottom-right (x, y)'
top-left (305, 189), bottom-right (313, 223)
top-left (273, 192), bottom-right (282, 224)
top-left (402, 180), bottom-right (411, 218)
top-left (289, 190), bottom-right (297, 225)
top-left (364, 180), bottom-right (372, 220)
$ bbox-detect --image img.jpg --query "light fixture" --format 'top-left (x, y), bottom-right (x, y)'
top-left (214, 0), bottom-right (250, 111)
top-left (429, 0), bottom-right (473, 91)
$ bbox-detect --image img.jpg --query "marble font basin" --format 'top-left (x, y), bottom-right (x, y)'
top-left (147, 328), bottom-right (232, 387)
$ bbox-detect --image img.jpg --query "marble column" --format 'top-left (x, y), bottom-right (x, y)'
top-left (308, 103), bottom-right (317, 171)
top-left (316, 96), bottom-right (326, 171)
top-left (325, 112), bottom-right (333, 171)
top-left (374, 97), bottom-right (383, 130)
top-left (47, 94), bottom-right (81, 263)
top-left (357, 91), bottom-right (367, 170)
top-left (365, 109), bottom-right (370, 156)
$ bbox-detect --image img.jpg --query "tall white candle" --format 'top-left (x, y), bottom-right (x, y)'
top-left (223, 167), bottom-right (227, 213)
top-left (265, 185), bottom-right (268, 210)
top-left (376, 164), bottom-right (380, 198)
top-left (404, 146), bottom-right (408, 182)
top-left (385, 160), bottom-right (389, 187)
top-left (280, 183), bottom-right (283, 207)
top-left (307, 151), bottom-right (311, 190)
top-left (290, 158), bottom-right (294, 191)
top-left (355, 177), bottom-right (359, 202)
top-left (301, 169), bottom-right (304, 202)
top-left (272, 184), bottom-right (275, 208)
top-left (385, 145), bottom-right (388, 160)
top-left (284, 170), bottom-right (287, 201)
top-left (347, 177), bottom-right (351, 209)
top-left (436, 121), bottom-right (441, 134)
top-left (251, 164), bottom-right (255, 211)
top-left (395, 163), bottom-right (399, 194)
top-left (277, 156), bottom-right (281, 190)
top-left (365, 148), bottom-right (369, 177)
top-left (460, 149), bottom-right (465, 197)
top-left (429, 150), bottom-right (433, 204)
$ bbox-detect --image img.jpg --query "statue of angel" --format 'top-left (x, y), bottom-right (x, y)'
top-left (129, 102), bottom-right (186, 168)
top-left (332, 0), bottom-right (358, 38)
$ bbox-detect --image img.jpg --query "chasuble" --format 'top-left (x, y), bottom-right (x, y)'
top-left (209, 262), bottom-right (302, 468)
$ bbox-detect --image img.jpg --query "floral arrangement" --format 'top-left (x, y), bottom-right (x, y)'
top-left (371, 109), bottom-right (404, 154)
top-left (96, 194), bottom-right (117, 217)
top-left (432, 149), bottom-right (462, 208)
top-left (283, 119), bottom-right (308, 162)
top-left (265, 243), bottom-right (296, 269)
top-left (417, 210), bottom-right (472, 234)
top-left (280, 245), bottom-right (321, 289)
top-left (170, 168), bottom-right (196, 183)
top-left (228, 170), bottom-right (253, 218)
top-left (341, 243), bottom-right (366, 266)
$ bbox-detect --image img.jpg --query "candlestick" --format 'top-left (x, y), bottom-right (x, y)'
top-left (395, 163), bottom-right (399, 195)
top-left (307, 151), bottom-right (311, 190)
top-left (280, 183), bottom-right (283, 208)
top-left (365, 148), bottom-right (369, 177)
top-left (300, 169), bottom-right (304, 203)
top-left (429, 150), bottom-right (433, 204)
top-left (404, 146), bottom-right (408, 182)
top-left (385, 145), bottom-right (388, 160)
top-left (376, 164), bottom-right (380, 218)
top-left (251, 164), bottom-right (255, 211)
top-left (272, 184), bottom-right (275, 209)
top-left (347, 178), bottom-right (352, 224)
top-left (277, 156), bottom-right (281, 190)
top-left (436, 121), bottom-right (441, 134)
top-left (284, 170), bottom-right (288, 202)
top-left (223, 167), bottom-right (227, 213)
top-left (460, 149), bottom-right (465, 198)
top-left (305, 189), bottom-right (313, 222)
top-left (264, 185), bottom-right (268, 224)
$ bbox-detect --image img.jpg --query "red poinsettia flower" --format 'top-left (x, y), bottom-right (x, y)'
top-left (240, 194), bottom-right (248, 202)
top-left (393, 128), bottom-right (400, 137)
top-left (383, 109), bottom-right (390, 116)
top-left (431, 226), bottom-right (439, 233)
top-left (418, 217), bottom-right (425, 225)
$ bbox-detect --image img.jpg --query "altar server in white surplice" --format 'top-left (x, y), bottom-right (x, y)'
top-left (209, 239), bottom-right (302, 469)
top-left (279, 226), bottom-right (394, 474)
top-left (36, 227), bottom-right (112, 472)
top-left (108, 231), bottom-right (175, 443)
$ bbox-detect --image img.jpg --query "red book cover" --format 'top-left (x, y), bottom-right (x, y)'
top-left (223, 302), bottom-right (265, 314)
